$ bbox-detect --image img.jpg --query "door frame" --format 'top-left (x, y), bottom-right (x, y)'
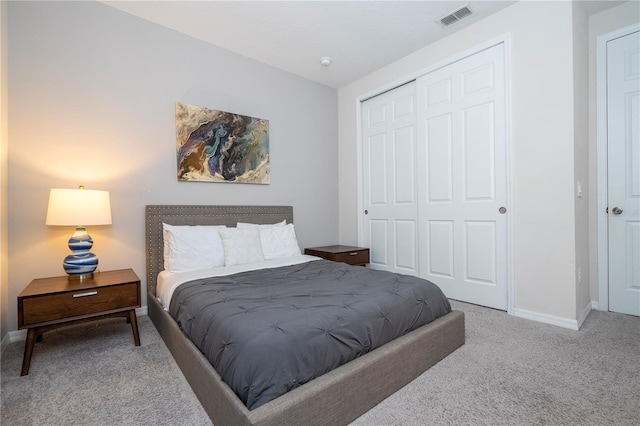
top-left (596, 23), bottom-right (640, 311)
top-left (355, 34), bottom-right (514, 314)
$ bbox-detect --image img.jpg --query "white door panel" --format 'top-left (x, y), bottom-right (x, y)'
top-left (362, 82), bottom-right (419, 275)
top-left (394, 126), bottom-right (416, 204)
top-left (427, 220), bottom-right (454, 278)
top-left (465, 221), bottom-right (497, 284)
top-left (369, 219), bottom-right (388, 267)
top-left (464, 102), bottom-right (495, 201)
top-left (368, 133), bottom-right (388, 205)
top-left (417, 43), bottom-right (508, 310)
top-left (395, 220), bottom-right (417, 271)
top-left (426, 113), bottom-right (453, 202)
top-left (608, 31), bottom-right (640, 316)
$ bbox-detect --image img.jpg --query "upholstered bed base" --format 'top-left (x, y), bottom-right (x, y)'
top-left (149, 293), bottom-right (464, 425)
top-left (145, 205), bottom-right (465, 426)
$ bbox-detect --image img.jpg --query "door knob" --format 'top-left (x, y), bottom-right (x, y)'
top-left (612, 207), bottom-right (623, 215)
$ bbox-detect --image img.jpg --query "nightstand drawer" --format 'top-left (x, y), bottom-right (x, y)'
top-left (21, 283), bottom-right (138, 326)
top-left (334, 250), bottom-right (369, 265)
top-left (305, 246), bottom-right (370, 266)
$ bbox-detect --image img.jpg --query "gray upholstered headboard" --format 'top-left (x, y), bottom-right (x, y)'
top-left (145, 205), bottom-right (294, 295)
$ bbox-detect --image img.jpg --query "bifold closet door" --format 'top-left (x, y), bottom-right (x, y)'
top-left (416, 43), bottom-right (508, 310)
top-left (362, 82), bottom-right (419, 276)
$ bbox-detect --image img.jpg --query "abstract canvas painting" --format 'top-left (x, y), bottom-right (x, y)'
top-left (175, 102), bottom-right (270, 184)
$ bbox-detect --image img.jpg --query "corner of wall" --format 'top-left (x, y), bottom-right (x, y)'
top-left (1, 0), bottom-right (10, 344)
top-left (572, 0), bottom-right (590, 322)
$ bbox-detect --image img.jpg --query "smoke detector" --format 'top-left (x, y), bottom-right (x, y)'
top-left (438, 4), bottom-right (473, 27)
top-left (320, 57), bottom-right (332, 67)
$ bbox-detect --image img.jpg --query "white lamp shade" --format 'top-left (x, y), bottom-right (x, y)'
top-left (46, 188), bottom-right (112, 226)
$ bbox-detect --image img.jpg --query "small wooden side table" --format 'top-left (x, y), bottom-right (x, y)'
top-left (305, 245), bottom-right (370, 266)
top-left (17, 268), bottom-right (141, 376)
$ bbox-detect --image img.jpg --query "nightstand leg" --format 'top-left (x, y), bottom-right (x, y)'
top-left (21, 328), bottom-right (37, 376)
top-left (128, 310), bottom-right (140, 346)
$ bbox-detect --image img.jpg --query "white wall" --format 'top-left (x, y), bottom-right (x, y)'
top-left (1, 0), bottom-right (9, 343)
top-left (5, 1), bottom-right (338, 334)
top-left (587, 1), bottom-right (640, 307)
top-left (338, 1), bottom-right (582, 323)
top-left (572, 1), bottom-right (590, 325)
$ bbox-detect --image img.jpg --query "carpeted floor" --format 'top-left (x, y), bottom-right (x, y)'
top-left (1, 301), bottom-right (638, 425)
top-left (0, 314), bottom-right (211, 425)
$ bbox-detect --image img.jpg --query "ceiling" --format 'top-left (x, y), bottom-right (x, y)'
top-left (102, 1), bottom-right (625, 89)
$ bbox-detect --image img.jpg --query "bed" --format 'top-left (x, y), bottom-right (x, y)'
top-left (146, 205), bottom-right (465, 426)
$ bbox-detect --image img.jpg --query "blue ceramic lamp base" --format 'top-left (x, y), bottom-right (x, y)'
top-left (64, 227), bottom-right (99, 280)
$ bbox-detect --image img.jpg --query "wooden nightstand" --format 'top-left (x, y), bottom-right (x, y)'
top-left (304, 245), bottom-right (370, 266)
top-left (17, 268), bottom-right (141, 376)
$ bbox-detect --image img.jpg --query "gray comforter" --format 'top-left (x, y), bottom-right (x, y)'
top-left (169, 259), bottom-right (451, 410)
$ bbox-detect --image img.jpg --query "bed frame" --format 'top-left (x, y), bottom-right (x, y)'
top-left (145, 205), bottom-right (465, 426)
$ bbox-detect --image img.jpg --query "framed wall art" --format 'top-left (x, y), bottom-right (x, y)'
top-left (175, 102), bottom-right (270, 184)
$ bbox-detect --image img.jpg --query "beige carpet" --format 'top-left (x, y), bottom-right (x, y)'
top-left (354, 301), bottom-right (640, 425)
top-left (1, 301), bottom-right (638, 425)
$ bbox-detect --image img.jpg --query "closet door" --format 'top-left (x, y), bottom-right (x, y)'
top-left (362, 82), bottom-right (419, 275)
top-left (416, 43), bottom-right (508, 310)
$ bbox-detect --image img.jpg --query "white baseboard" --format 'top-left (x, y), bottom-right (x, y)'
top-left (576, 302), bottom-right (592, 329)
top-left (0, 332), bottom-right (11, 357)
top-left (0, 306), bottom-right (149, 350)
top-left (513, 308), bottom-right (579, 330)
top-left (591, 301), bottom-right (599, 310)
top-left (6, 329), bottom-right (26, 343)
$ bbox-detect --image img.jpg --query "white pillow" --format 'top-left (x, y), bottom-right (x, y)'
top-left (236, 220), bottom-right (299, 259)
top-left (259, 223), bottom-right (301, 260)
top-left (162, 224), bottom-right (226, 272)
top-left (218, 227), bottom-right (265, 266)
top-left (236, 220), bottom-right (286, 229)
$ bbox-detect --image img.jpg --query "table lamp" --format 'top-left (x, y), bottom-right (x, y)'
top-left (45, 186), bottom-right (112, 279)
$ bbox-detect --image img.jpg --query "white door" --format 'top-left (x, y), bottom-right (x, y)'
top-left (416, 43), bottom-right (508, 310)
top-left (362, 82), bottom-right (419, 275)
top-left (607, 31), bottom-right (640, 316)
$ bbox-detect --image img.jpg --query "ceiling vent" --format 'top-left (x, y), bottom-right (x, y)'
top-left (438, 4), bottom-right (473, 27)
